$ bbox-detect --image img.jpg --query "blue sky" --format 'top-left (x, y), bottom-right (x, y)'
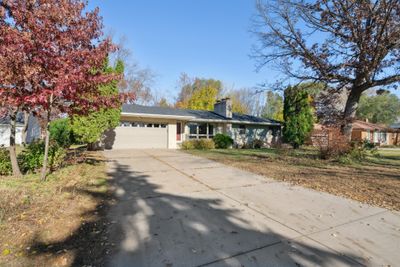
top-left (88, 0), bottom-right (277, 101)
top-left (89, 0), bottom-right (399, 101)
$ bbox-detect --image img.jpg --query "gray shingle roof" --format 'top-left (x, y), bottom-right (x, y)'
top-left (232, 113), bottom-right (280, 124)
top-left (390, 123), bottom-right (400, 129)
top-left (0, 112), bottom-right (25, 125)
top-left (122, 104), bottom-right (280, 125)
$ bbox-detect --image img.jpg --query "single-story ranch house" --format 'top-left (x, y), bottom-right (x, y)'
top-left (309, 120), bottom-right (399, 147)
top-left (106, 98), bottom-right (282, 149)
top-left (351, 120), bottom-right (399, 146)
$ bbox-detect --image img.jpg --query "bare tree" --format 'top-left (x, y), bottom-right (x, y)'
top-left (175, 72), bottom-right (195, 108)
top-left (226, 87), bottom-right (263, 115)
top-left (111, 36), bottom-right (156, 105)
top-left (253, 0), bottom-right (400, 138)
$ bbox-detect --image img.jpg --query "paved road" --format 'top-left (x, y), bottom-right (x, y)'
top-left (103, 149), bottom-right (400, 267)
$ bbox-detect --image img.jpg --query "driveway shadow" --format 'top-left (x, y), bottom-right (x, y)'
top-left (103, 163), bottom-right (363, 267)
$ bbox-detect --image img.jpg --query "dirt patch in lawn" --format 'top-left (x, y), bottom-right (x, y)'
top-left (188, 148), bottom-right (400, 211)
top-left (0, 151), bottom-right (115, 267)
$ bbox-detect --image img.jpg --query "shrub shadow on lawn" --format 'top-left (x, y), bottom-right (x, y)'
top-left (28, 161), bottom-right (364, 267)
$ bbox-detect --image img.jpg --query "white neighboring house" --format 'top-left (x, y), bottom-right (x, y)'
top-left (104, 98), bottom-right (282, 150)
top-left (0, 113), bottom-right (41, 147)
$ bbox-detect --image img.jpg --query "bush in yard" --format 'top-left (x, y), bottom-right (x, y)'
top-left (195, 139), bottom-right (215, 149)
top-left (50, 118), bottom-right (73, 148)
top-left (18, 141), bottom-right (44, 173)
top-left (316, 127), bottom-right (350, 159)
top-left (251, 139), bottom-right (264, 149)
top-left (362, 139), bottom-right (376, 150)
top-left (180, 139), bottom-right (215, 150)
top-left (181, 140), bottom-right (196, 150)
top-left (18, 141), bottom-right (66, 174)
top-left (0, 146), bottom-right (12, 176)
top-left (338, 144), bottom-right (370, 164)
top-left (48, 144), bottom-right (67, 171)
top-left (213, 133), bottom-right (233, 149)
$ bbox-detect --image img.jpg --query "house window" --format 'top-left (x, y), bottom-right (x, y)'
top-left (208, 124), bottom-right (214, 138)
top-left (239, 125), bottom-right (246, 135)
top-left (373, 131), bottom-right (378, 143)
top-left (187, 123), bottom-right (214, 139)
top-left (199, 123), bottom-right (207, 135)
top-left (380, 131), bottom-right (387, 143)
top-left (366, 130), bottom-right (371, 140)
top-left (189, 124), bottom-right (197, 134)
top-left (119, 122), bottom-right (166, 128)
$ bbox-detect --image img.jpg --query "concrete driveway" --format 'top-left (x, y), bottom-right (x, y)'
top-left (103, 149), bottom-right (400, 267)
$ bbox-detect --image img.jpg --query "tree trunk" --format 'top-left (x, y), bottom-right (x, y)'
top-left (40, 115), bottom-right (50, 181)
top-left (341, 89), bottom-right (362, 141)
top-left (9, 110), bottom-right (22, 177)
top-left (21, 111), bottom-right (29, 146)
top-left (41, 95), bottom-right (53, 181)
top-left (87, 142), bottom-right (96, 151)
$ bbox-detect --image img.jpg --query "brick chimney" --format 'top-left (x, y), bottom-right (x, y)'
top-left (214, 98), bottom-right (232, 119)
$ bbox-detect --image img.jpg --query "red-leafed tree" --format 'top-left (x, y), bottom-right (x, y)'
top-left (0, 0), bottom-right (121, 180)
top-left (0, 3), bottom-right (39, 177)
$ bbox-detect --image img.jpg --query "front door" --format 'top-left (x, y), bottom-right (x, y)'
top-left (176, 122), bottom-right (182, 141)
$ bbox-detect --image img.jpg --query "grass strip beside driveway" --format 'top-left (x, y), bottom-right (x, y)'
top-left (187, 148), bottom-right (400, 211)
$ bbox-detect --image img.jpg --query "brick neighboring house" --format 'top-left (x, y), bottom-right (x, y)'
top-left (351, 120), bottom-right (398, 146)
top-left (389, 122), bottom-right (400, 146)
top-left (309, 120), bottom-right (399, 147)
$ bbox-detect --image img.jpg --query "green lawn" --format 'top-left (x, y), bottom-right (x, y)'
top-left (369, 148), bottom-right (400, 166)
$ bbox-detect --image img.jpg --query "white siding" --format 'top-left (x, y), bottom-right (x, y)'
top-left (230, 124), bottom-right (280, 147)
top-left (0, 125), bottom-right (23, 147)
top-left (167, 123), bottom-right (177, 149)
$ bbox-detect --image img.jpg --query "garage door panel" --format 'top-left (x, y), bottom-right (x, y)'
top-left (112, 127), bottom-right (168, 149)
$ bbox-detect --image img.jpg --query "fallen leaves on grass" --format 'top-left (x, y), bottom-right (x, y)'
top-left (189, 149), bottom-right (400, 211)
top-left (0, 151), bottom-right (112, 266)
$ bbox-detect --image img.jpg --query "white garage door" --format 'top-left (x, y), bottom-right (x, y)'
top-left (112, 126), bottom-right (168, 149)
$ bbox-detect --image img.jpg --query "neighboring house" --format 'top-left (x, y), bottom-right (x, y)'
top-left (105, 98), bottom-right (281, 149)
top-left (309, 120), bottom-right (399, 147)
top-left (0, 113), bottom-right (41, 147)
top-left (351, 120), bottom-right (397, 146)
top-left (390, 122), bottom-right (400, 130)
top-left (389, 122), bottom-right (400, 146)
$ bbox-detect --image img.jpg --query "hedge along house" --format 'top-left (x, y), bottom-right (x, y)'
top-left (106, 98), bottom-right (281, 149)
